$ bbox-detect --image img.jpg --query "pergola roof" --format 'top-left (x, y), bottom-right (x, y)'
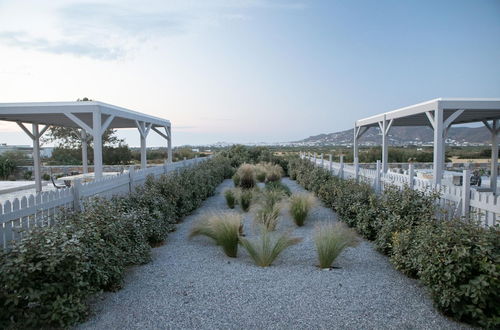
top-left (356, 98), bottom-right (500, 128)
top-left (0, 101), bottom-right (170, 129)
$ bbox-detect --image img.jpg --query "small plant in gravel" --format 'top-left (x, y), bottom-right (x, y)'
top-left (255, 164), bottom-right (267, 182)
top-left (240, 189), bottom-right (253, 212)
top-left (314, 222), bottom-right (359, 269)
top-left (224, 189), bottom-right (237, 209)
top-left (289, 193), bottom-right (316, 226)
top-left (232, 173), bottom-right (240, 187)
top-left (189, 211), bottom-right (243, 257)
top-left (265, 164), bottom-right (283, 182)
top-left (237, 163), bottom-right (256, 189)
top-left (265, 180), bottom-right (291, 196)
top-left (254, 189), bottom-right (285, 231)
top-left (239, 228), bottom-right (302, 267)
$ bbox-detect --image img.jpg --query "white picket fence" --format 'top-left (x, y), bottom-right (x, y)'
top-left (302, 152), bottom-right (499, 227)
top-left (0, 157), bottom-right (208, 250)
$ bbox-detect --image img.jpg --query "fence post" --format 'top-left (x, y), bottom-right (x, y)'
top-left (72, 179), bottom-right (82, 212)
top-left (128, 166), bottom-right (135, 192)
top-left (320, 153), bottom-right (324, 167)
top-left (163, 159), bottom-right (168, 174)
top-left (329, 154), bottom-right (333, 172)
top-left (408, 163), bottom-right (414, 190)
top-left (462, 169), bottom-right (470, 218)
top-left (313, 153), bottom-right (317, 165)
top-left (376, 160), bottom-right (381, 193)
top-left (339, 155), bottom-right (344, 179)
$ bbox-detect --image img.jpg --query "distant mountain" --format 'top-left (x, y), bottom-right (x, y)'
top-left (294, 126), bottom-right (492, 146)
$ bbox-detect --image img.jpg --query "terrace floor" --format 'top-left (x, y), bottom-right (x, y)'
top-left (78, 178), bottom-right (470, 329)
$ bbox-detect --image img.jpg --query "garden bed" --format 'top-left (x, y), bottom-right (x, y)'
top-left (78, 178), bottom-right (468, 329)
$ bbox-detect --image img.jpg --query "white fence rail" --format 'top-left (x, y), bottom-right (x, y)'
top-left (0, 157), bottom-right (208, 250)
top-left (302, 152), bottom-right (499, 227)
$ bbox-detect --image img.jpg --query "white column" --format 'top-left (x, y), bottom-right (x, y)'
top-left (462, 169), bottom-right (471, 217)
top-left (382, 119), bottom-right (389, 173)
top-left (92, 111), bottom-right (103, 179)
top-left (81, 130), bottom-right (88, 174)
top-left (329, 154), bottom-right (333, 172)
top-left (167, 126), bottom-right (172, 163)
top-left (491, 120), bottom-right (498, 194)
top-left (408, 163), bottom-right (414, 190)
top-left (140, 131), bottom-right (147, 169)
top-left (375, 160), bottom-right (381, 193)
top-left (339, 155), bottom-right (344, 179)
top-left (433, 107), bottom-right (444, 185)
top-left (353, 123), bottom-right (359, 164)
top-left (32, 124), bottom-right (42, 193)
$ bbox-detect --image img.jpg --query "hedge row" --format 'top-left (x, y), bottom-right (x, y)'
top-left (288, 158), bottom-right (499, 328)
top-left (0, 156), bottom-right (233, 329)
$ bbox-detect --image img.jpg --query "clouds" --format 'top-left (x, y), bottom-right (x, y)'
top-left (0, 0), bottom-right (305, 60)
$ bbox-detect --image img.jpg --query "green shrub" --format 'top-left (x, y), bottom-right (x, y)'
top-left (189, 212), bottom-right (243, 258)
top-left (0, 156), bottom-right (232, 329)
top-left (239, 229), bottom-right (301, 267)
top-left (225, 189), bottom-right (237, 209)
top-left (240, 189), bottom-right (253, 212)
top-left (289, 193), bottom-right (316, 226)
top-left (314, 222), bottom-right (359, 269)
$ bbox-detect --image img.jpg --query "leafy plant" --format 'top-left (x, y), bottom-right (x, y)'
top-left (314, 222), bottom-right (359, 269)
top-left (224, 189), bottom-right (237, 209)
top-left (289, 193), bottom-right (316, 226)
top-left (189, 212), bottom-right (243, 257)
top-left (239, 229), bottom-right (301, 267)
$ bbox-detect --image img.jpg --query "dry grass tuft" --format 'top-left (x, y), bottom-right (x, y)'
top-left (314, 222), bottom-right (359, 269)
top-left (289, 193), bottom-right (317, 226)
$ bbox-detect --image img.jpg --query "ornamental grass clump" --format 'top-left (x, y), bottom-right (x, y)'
top-left (239, 229), bottom-right (302, 267)
top-left (237, 163), bottom-right (256, 189)
top-left (254, 189), bottom-right (285, 231)
top-left (224, 189), bottom-right (237, 209)
top-left (255, 164), bottom-right (267, 182)
top-left (189, 211), bottom-right (243, 257)
top-left (289, 193), bottom-right (317, 226)
top-left (265, 180), bottom-right (291, 196)
top-left (265, 164), bottom-right (283, 182)
top-left (314, 222), bottom-right (359, 269)
top-left (240, 189), bottom-right (253, 212)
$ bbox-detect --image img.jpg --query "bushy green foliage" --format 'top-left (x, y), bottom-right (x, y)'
top-left (225, 189), bottom-right (237, 209)
top-left (239, 229), bottom-right (302, 267)
top-left (288, 157), bottom-right (500, 327)
top-left (189, 212), bottom-right (243, 258)
top-left (314, 222), bottom-right (359, 268)
top-left (265, 180), bottom-right (291, 196)
top-left (0, 156), bottom-right (232, 329)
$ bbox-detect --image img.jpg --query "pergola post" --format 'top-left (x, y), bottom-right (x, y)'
top-left (353, 123), bottom-right (359, 164)
top-left (483, 119), bottom-right (499, 194)
top-left (135, 121), bottom-right (152, 170)
top-left (167, 125), bottom-right (172, 164)
top-left (432, 107), bottom-right (445, 185)
top-left (92, 111), bottom-right (103, 179)
top-left (81, 130), bottom-right (88, 174)
top-left (378, 115), bottom-right (393, 173)
top-left (16, 122), bottom-right (48, 193)
top-left (32, 124), bottom-right (42, 192)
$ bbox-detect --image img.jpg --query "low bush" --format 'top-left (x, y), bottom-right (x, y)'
top-left (288, 157), bottom-right (500, 328)
top-left (265, 180), bottom-right (291, 196)
top-left (189, 211), bottom-right (243, 258)
top-left (0, 155), bottom-right (233, 329)
top-left (224, 189), bottom-right (237, 209)
top-left (239, 229), bottom-right (301, 267)
top-left (237, 163), bottom-right (256, 189)
top-left (289, 193), bottom-right (316, 226)
top-left (314, 222), bottom-right (358, 269)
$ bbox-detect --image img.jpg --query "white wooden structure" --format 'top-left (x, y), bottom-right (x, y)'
top-left (0, 156), bottom-right (207, 250)
top-left (353, 98), bottom-right (500, 189)
top-left (0, 101), bottom-right (173, 192)
top-left (301, 153), bottom-right (499, 227)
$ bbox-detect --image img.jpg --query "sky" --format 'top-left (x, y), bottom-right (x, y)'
top-left (0, 0), bottom-right (499, 147)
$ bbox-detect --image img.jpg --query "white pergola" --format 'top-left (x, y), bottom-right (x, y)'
top-left (0, 101), bottom-right (172, 192)
top-left (354, 98), bottom-right (500, 190)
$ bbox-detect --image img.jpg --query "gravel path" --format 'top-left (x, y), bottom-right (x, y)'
top-left (78, 178), bottom-right (469, 330)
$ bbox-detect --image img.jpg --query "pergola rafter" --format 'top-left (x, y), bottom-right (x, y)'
top-left (0, 101), bottom-right (172, 193)
top-left (354, 98), bottom-right (500, 190)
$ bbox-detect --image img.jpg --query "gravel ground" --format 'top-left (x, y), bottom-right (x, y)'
top-left (78, 178), bottom-right (470, 330)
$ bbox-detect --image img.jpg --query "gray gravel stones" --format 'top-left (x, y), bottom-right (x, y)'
top-left (77, 178), bottom-right (469, 330)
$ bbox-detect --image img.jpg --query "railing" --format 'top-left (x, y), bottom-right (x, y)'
top-left (0, 157), bottom-right (208, 250)
top-left (301, 152), bottom-right (499, 227)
